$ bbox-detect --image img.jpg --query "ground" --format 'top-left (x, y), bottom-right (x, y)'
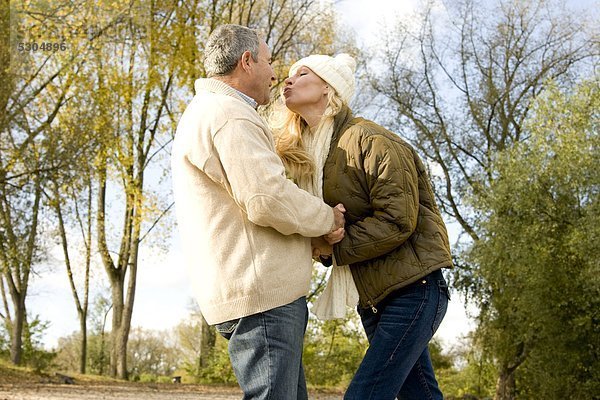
top-left (0, 364), bottom-right (343, 399)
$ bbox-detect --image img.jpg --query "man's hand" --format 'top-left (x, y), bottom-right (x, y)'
top-left (331, 203), bottom-right (346, 231)
top-left (324, 227), bottom-right (344, 244)
top-left (312, 236), bottom-right (333, 259)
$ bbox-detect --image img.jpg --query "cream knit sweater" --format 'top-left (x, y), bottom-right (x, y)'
top-left (171, 78), bottom-right (334, 325)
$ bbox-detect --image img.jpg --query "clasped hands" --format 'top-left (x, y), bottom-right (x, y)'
top-left (312, 203), bottom-right (346, 259)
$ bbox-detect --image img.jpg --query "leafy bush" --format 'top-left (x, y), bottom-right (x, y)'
top-left (303, 314), bottom-right (367, 388)
top-left (20, 316), bottom-right (56, 372)
top-left (189, 335), bottom-right (236, 384)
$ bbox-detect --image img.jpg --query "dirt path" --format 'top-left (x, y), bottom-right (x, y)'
top-left (0, 383), bottom-right (343, 400)
top-left (0, 383), bottom-right (240, 400)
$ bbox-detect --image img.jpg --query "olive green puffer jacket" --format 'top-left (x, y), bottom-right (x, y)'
top-left (324, 107), bottom-right (453, 310)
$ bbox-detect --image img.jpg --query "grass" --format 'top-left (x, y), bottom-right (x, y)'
top-left (0, 359), bottom-right (131, 386)
top-left (0, 358), bottom-right (344, 398)
top-left (0, 359), bottom-right (48, 384)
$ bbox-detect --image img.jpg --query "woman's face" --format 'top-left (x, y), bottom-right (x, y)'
top-left (283, 66), bottom-right (329, 115)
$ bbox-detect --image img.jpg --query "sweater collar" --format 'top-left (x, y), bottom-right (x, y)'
top-left (194, 78), bottom-right (258, 109)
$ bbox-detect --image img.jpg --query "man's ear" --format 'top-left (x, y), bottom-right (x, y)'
top-left (240, 50), bottom-right (253, 73)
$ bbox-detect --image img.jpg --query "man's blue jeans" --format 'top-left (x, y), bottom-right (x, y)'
top-left (215, 296), bottom-right (309, 400)
top-left (345, 269), bottom-right (449, 400)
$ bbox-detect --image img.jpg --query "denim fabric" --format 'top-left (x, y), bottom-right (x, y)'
top-left (344, 269), bottom-right (449, 400)
top-left (215, 296), bottom-right (309, 400)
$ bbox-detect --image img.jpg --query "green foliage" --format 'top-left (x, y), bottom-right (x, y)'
top-left (55, 331), bottom-right (110, 376)
top-left (190, 335), bottom-right (236, 384)
top-left (172, 303), bottom-right (229, 384)
top-left (436, 336), bottom-right (496, 399)
top-left (0, 321), bottom-right (9, 357)
top-left (56, 327), bottom-right (183, 381)
top-left (467, 78), bottom-right (600, 398)
top-left (174, 308), bottom-right (368, 388)
top-left (303, 313), bottom-right (367, 388)
top-left (16, 316), bottom-right (56, 372)
top-left (127, 328), bottom-right (180, 381)
top-left (429, 338), bottom-right (454, 371)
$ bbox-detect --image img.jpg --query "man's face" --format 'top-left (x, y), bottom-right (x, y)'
top-left (248, 41), bottom-right (276, 105)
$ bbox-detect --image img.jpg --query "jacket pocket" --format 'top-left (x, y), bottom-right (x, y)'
top-left (406, 238), bottom-right (422, 266)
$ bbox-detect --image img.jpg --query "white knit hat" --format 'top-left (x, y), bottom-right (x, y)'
top-left (289, 53), bottom-right (357, 104)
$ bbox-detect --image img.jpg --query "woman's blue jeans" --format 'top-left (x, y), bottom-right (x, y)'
top-left (215, 296), bottom-right (309, 400)
top-left (345, 269), bottom-right (449, 400)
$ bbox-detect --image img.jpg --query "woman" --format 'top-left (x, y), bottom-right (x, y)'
top-left (273, 54), bottom-right (453, 399)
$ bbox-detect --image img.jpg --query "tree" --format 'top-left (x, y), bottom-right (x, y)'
top-left (50, 169), bottom-right (94, 374)
top-left (1, 0), bottom-right (74, 365)
top-left (467, 78), bottom-right (599, 399)
top-left (88, 293), bottom-right (112, 375)
top-left (372, 0), bottom-right (596, 242)
top-left (82, 0), bottom-right (193, 379)
top-left (0, 0), bottom-right (115, 366)
top-left (436, 334), bottom-right (497, 399)
top-left (55, 326), bottom-right (179, 381)
top-left (174, 300), bottom-right (216, 378)
top-left (127, 327), bottom-right (179, 381)
top-left (54, 293), bottom-right (112, 375)
top-left (371, 1), bottom-right (597, 396)
top-left (303, 314), bottom-right (367, 387)
top-left (45, 73), bottom-right (102, 374)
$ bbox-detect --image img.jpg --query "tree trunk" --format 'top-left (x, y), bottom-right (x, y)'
top-left (3, 176), bottom-right (40, 365)
top-left (79, 318), bottom-right (87, 374)
top-left (53, 179), bottom-right (91, 374)
top-left (109, 278), bottom-right (124, 378)
top-left (79, 181), bottom-right (92, 374)
top-left (199, 315), bottom-right (215, 369)
top-left (495, 367), bottom-right (516, 400)
top-left (117, 244), bottom-right (138, 380)
top-left (99, 303), bottom-right (111, 376)
top-left (112, 269), bottom-right (134, 380)
top-left (115, 322), bottom-right (130, 379)
top-left (9, 295), bottom-right (25, 365)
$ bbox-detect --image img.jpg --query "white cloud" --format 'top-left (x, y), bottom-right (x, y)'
top-left (335, 0), bottom-right (420, 45)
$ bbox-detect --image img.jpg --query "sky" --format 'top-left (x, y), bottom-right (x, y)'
top-left (334, 0), bottom-right (420, 45)
top-left (24, 0), bottom-right (481, 353)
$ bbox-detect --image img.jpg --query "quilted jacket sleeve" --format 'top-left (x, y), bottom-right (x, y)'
top-left (333, 132), bottom-right (419, 265)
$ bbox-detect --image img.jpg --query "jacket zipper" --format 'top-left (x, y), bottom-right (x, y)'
top-left (367, 300), bottom-right (378, 314)
top-left (353, 266), bottom-right (378, 313)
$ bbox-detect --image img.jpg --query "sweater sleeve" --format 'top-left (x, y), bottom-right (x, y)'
top-left (212, 117), bottom-right (334, 237)
top-left (333, 134), bottom-right (419, 265)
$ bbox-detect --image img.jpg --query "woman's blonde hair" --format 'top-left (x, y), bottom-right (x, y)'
top-left (271, 89), bottom-right (345, 183)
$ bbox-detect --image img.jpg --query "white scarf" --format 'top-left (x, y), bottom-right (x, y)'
top-left (299, 117), bottom-right (359, 320)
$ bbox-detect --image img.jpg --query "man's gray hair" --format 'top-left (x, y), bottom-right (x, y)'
top-left (204, 24), bottom-right (261, 77)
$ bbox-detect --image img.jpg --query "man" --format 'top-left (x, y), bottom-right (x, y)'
top-left (171, 24), bottom-right (345, 399)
